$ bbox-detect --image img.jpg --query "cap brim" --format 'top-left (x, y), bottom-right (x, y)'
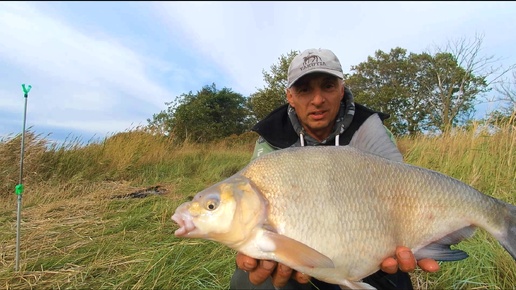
top-left (288, 69), bottom-right (343, 88)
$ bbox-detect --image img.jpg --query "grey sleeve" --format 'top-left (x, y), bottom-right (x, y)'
top-left (250, 137), bottom-right (279, 161)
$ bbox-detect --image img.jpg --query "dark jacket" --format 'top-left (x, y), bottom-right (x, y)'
top-left (251, 102), bottom-right (390, 148)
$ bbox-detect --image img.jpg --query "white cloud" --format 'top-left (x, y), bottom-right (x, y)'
top-left (41, 118), bottom-right (143, 135)
top-left (154, 1), bottom-right (516, 97)
top-left (0, 2), bottom-right (174, 138)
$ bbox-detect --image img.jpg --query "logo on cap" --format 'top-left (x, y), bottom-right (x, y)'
top-left (301, 53), bottom-right (325, 71)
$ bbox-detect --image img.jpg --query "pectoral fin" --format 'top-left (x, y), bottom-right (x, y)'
top-left (260, 231), bottom-right (334, 269)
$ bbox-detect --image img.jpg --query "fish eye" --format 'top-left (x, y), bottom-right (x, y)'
top-left (205, 199), bottom-right (219, 211)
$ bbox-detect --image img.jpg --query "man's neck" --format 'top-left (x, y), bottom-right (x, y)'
top-left (303, 124), bottom-right (335, 142)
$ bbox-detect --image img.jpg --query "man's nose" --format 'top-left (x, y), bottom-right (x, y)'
top-left (311, 89), bottom-right (325, 105)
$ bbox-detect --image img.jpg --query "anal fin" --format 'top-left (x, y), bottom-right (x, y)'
top-left (414, 226), bottom-right (476, 261)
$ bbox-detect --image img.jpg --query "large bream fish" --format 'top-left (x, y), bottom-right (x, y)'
top-left (172, 114), bottom-right (516, 289)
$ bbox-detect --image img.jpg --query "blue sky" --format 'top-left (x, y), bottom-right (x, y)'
top-left (1, 1), bottom-right (515, 145)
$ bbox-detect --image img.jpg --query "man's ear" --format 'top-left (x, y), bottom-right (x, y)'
top-left (286, 88), bottom-right (295, 108)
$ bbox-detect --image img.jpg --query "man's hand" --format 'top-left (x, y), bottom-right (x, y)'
top-left (380, 246), bottom-right (440, 274)
top-left (236, 247), bottom-right (439, 287)
top-left (235, 252), bottom-right (310, 288)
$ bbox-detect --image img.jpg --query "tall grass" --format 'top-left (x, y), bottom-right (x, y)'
top-left (398, 118), bottom-right (516, 289)
top-left (0, 119), bottom-right (514, 289)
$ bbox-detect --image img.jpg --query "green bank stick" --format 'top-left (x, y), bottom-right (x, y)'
top-left (15, 84), bottom-right (32, 271)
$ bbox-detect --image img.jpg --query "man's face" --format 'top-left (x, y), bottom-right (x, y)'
top-left (286, 73), bottom-right (344, 141)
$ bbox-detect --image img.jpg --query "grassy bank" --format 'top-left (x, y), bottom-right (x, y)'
top-left (0, 120), bottom-right (514, 289)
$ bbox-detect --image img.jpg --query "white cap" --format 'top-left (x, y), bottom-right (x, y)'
top-left (287, 48), bottom-right (344, 88)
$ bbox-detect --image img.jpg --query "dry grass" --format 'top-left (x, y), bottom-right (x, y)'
top-left (0, 118), bottom-right (514, 289)
top-left (1, 128), bottom-right (254, 289)
top-left (398, 117), bottom-right (516, 289)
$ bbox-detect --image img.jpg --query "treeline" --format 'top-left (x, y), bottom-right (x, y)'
top-left (147, 34), bottom-right (516, 143)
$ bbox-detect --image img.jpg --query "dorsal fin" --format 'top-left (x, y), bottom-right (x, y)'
top-left (349, 114), bottom-right (404, 162)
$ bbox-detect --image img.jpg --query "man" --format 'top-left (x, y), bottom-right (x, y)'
top-left (230, 48), bottom-right (439, 290)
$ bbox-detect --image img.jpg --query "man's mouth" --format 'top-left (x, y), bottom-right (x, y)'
top-left (310, 110), bottom-right (326, 120)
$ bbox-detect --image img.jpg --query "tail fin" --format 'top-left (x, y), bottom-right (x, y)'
top-left (499, 203), bottom-right (516, 260)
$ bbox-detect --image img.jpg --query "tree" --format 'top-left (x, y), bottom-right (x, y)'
top-left (345, 48), bottom-right (434, 135)
top-left (423, 33), bottom-right (514, 133)
top-left (147, 83), bottom-right (252, 143)
top-left (249, 50), bottom-right (299, 120)
top-left (423, 52), bottom-right (486, 132)
top-left (347, 34), bottom-right (509, 135)
top-left (494, 70), bottom-right (516, 117)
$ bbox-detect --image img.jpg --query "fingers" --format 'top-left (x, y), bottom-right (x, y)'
top-left (417, 258), bottom-right (440, 273)
top-left (236, 252), bottom-right (276, 285)
top-left (292, 270), bottom-right (311, 284)
top-left (235, 252), bottom-right (258, 271)
top-left (380, 256), bottom-right (399, 274)
top-left (235, 253), bottom-right (311, 287)
top-left (248, 259), bottom-right (277, 285)
top-left (271, 263), bottom-right (311, 287)
top-left (271, 263), bottom-right (293, 288)
top-left (395, 246), bottom-right (417, 272)
top-left (380, 247), bottom-right (415, 274)
top-left (393, 246), bottom-right (440, 273)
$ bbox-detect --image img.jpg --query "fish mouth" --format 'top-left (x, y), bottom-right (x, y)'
top-left (171, 211), bottom-right (196, 237)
